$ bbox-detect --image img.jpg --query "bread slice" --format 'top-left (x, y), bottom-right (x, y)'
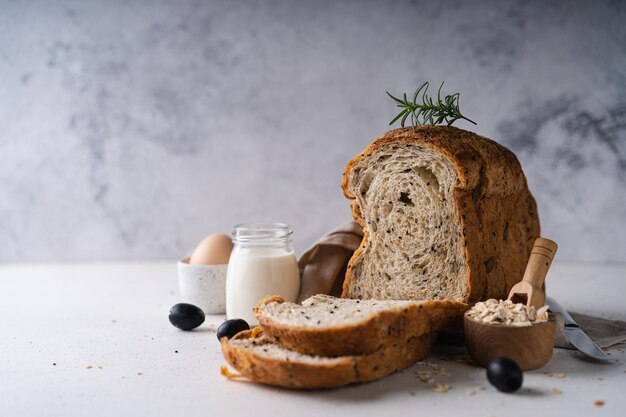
top-left (221, 327), bottom-right (437, 389)
top-left (341, 126), bottom-right (540, 303)
top-left (254, 294), bottom-right (466, 356)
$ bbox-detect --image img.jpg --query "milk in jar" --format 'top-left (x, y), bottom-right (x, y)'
top-left (226, 223), bottom-right (300, 325)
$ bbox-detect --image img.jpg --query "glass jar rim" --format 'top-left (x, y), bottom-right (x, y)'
top-left (232, 222), bottom-right (293, 243)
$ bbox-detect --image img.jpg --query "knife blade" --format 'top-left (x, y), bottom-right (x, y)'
top-left (546, 297), bottom-right (617, 363)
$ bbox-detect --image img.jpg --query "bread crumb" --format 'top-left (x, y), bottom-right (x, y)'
top-left (433, 383), bottom-right (451, 393)
top-left (417, 361), bottom-right (445, 373)
top-left (594, 400), bottom-right (605, 407)
top-left (416, 371), bottom-right (434, 383)
top-left (544, 372), bottom-right (566, 378)
top-left (85, 365), bottom-right (93, 369)
top-left (220, 365), bottom-right (246, 380)
top-left (551, 388), bottom-right (562, 394)
top-left (465, 388), bottom-right (476, 396)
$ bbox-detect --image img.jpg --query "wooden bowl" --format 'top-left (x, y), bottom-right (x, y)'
top-left (464, 312), bottom-right (557, 371)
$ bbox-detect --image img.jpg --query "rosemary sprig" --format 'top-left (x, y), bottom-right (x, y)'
top-left (387, 82), bottom-right (476, 131)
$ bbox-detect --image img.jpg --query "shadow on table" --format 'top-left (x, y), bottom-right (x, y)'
top-left (220, 345), bottom-right (623, 401)
top-left (237, 367), bottom-right (438, 402)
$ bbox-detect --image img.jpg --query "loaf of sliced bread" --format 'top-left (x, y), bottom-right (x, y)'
top-left (254, 294), bottom-right (466, 356)
top-left (221, 327), bottom-right (437, 389)
top-left (341, 126), bottom-right (540, 303)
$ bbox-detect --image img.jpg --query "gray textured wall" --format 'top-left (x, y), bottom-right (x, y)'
top-left (1, 0), bottom-right (625, 263)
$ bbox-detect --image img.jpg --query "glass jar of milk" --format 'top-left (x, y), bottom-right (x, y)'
top-left (226, 223), bottom-right (300, 325)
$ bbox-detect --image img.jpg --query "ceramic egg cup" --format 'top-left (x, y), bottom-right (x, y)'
top-left (177, 258), bottom-right (227, 314)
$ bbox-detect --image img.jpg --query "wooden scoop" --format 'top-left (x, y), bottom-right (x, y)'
top-left (508, 238), bottom-right (558, 308)
top-left (464, 237), bottom-right (559, 370)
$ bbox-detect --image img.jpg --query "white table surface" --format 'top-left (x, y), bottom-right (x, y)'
top-left (1, 262), bottom-right (625, 417)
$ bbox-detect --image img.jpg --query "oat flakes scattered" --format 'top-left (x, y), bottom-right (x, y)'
top-left (433, 383), bottom-right (451, 393)
top-left (551, 388), bottom-right (562, 394)
top-left (416, 371), bottom-right (434, 383)
top-left (544, 372), bottom-right (566, 378)
top-left (417, 361), bottom-right (445, 373)
top-left (85, 365), bottom-right (93, 369)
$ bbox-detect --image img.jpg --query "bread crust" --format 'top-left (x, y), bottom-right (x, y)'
top-left (221, 328), bottom-right (437, 389)
top-left (255, 295), bottom-right (467, 356)
top-left (341, 126), bottom-right (540, 303)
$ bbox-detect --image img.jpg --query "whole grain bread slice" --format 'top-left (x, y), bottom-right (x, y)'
top-left (254, 294), bottom-right (466, 356)
top-left (221, 327), bottom-right (437, 389)
top-left (342, 126), bottom-right (540, 304)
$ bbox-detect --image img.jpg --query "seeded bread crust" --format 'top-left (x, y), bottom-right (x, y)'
top-left (254, 295), bottom-right (467, 356)
top-left (221, 328), bottom-right (437, 389)
top-left (341, 126), bottom-right (540, 303)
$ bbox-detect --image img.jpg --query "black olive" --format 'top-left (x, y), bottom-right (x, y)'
top-left (169, 303), bottom-right (205, 331)
top-left (487, 357), bottom-right (523, 393)
top-left (216, 319), bottom-right (250, 341)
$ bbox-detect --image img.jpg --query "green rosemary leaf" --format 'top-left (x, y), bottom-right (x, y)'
top-left (414, 81), bottom-right (428, 103)
top-left (387, 81), bottom-right (477, 128)
top-left (437, 81), bottom-right (444, 103)
top-left (400, 111), bottom-right (410, 127)
top-left (388, 109), bottom-right (407, 126)
top-left (386, 91), bottom-right (404, 104)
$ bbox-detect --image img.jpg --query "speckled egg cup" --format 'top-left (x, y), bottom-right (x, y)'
top-left (177, 258), bottom-right (227, 314)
